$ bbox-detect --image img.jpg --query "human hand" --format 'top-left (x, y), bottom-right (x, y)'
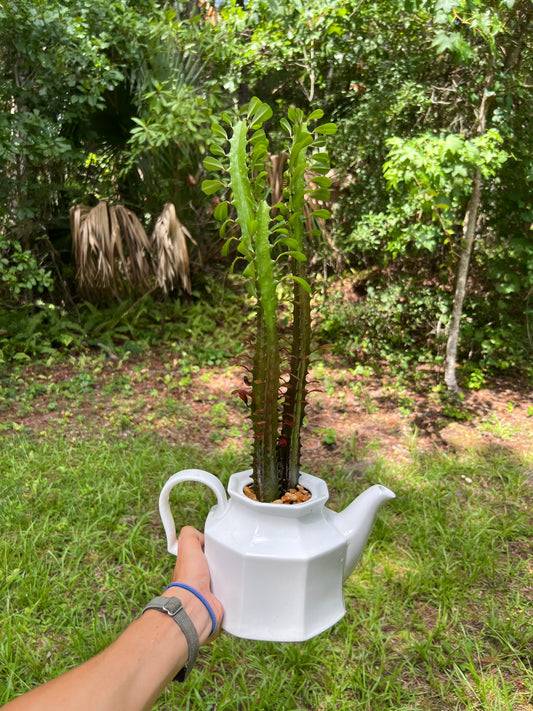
top-left (165, 526), bottom-right (224, 644)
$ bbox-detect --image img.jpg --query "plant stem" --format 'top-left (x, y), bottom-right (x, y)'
top-left (251, 200), bottom-right (281, 502)
top-left (280, 121), bottom-right (313, 491)
top-left (228, 119), bottom-right (280, 501)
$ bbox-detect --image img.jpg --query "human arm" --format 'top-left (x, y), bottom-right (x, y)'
top-left (3, 526), bottom-right (223, 711)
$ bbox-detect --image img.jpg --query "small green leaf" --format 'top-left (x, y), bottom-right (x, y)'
top-left (311, 208), bottom-right (331, 219)
top-left (221, 235), bottom-right (237, 256)
top-left (247, 96), bottom-right (263, 118)
top-left (213, 201), bottom-right (229, 221)
top-left (203, 156), bottom-right (225, 172)
top-left (311, 175), bottom-right (332, 188)
top-left (201, 179), bottom-right (225, 195)
top-left (211, 123), bottom-right (227, 139)
top-left (248, 98), bottom-right (273, 128)
top-left (308, 109), bottom-right (324, 121)
top-left (220, 218), bottom-right (234, 239)
top-left (292, 135), bottom-right (314, 157)
top-left (280, 118), bottom-right (292, 134)
top-left (243, 262), bottom-right (255, 278)
top-left (279, 250), bottom-right (307, 262)
top-left (282, 274), bottom-right (311, 294)
top-left (237, 240), bottom-right (248, 256)
top-left (314, 123), bottom-right (337, 135)
top-left (250, 129), bottom-right (267, 144)
top-left (246, 218), bottom-right (258, 236)
top-left (209, 143), bottom-right (226, 157)
top-left (277, 237), bottom-right (299, 249)
top-left (230, 256), bottom-right (244, 274)
top-left (311, 152), bottom-right (330, 166)
top-left (307, 187), bottom-right (330, 201)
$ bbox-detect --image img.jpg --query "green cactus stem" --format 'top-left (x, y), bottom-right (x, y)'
top-left (202, 100), bottom-right (335, 501)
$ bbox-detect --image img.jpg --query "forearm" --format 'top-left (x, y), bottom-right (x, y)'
top-left (3, 589), bottom-right (212, 711)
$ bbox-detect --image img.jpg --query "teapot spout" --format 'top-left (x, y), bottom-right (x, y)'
top-left (328, 484), bottom-right (395, 581)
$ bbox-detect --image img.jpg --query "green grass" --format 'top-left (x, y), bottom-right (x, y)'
top-left (1, 430), bottom-right (531, 710)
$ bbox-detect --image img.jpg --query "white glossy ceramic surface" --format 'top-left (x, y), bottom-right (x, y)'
top-left (159, 469), bottom-right (395, 642)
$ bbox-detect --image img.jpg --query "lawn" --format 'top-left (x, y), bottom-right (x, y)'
top-left (1, 351), bottom-right (532, 710)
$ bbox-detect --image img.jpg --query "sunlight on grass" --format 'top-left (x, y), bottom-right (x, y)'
top-left (1, 430), bottom-right (531, 709)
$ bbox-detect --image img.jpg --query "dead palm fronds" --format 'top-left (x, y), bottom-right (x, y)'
top-left (151, 202), bottom-right (191, 294)
top-left (71, 201), bottom-right (191, 300)
top-left (71, 202), bottom-right (122, 298)
top-left (113, 205), bottom-right (152, 289)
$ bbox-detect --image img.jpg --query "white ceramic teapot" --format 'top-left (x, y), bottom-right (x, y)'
top-left (159, 469), bottom-right (395, 642)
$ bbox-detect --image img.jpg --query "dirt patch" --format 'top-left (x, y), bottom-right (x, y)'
top-left (2, 349), bottom-right (532, 471)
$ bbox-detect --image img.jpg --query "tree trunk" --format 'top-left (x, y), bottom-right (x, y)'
top-left (443, 0), bottom-right (532, 392)
top-left (444, 171), bottom-right (481, 393)
top-left (443, 75), bottom-right (491, 393)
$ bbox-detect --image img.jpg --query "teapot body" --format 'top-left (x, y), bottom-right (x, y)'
top-left (204, 470), bottom-right (346, 641)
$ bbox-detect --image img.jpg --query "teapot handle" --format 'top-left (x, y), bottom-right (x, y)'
top-left (158, 469), bottom-right (228, 556)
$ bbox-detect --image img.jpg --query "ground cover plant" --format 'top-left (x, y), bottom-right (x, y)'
top-left (1, 348), bottom-right (531, 710)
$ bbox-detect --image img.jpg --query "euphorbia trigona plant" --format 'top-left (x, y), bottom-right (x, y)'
top-left (202, 98), bottom-right (336, 502)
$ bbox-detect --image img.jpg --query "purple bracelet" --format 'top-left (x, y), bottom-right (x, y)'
top-left (164, 582), bottom-right (217, 636)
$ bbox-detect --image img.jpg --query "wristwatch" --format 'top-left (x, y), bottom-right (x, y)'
top-left (142, 596), bottom-right (199, 681)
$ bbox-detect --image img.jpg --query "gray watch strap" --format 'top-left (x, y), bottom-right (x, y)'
top-left (142, 596), bottom-right (200, 681)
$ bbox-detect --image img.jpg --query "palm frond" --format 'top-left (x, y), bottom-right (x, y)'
top-left (71, 201), bottom-right (151, 299)
top-left (114, 205), bottom-right (152, 289)
top-left (71, 201), bottom-right (193, 300)
top-left (151, 202), bottom-right (192, 294)
top-left (71, 202), bottom-right (117, 297)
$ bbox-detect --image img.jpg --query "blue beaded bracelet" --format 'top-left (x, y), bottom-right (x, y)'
top-left (164, 582), bottom-right (217, 637)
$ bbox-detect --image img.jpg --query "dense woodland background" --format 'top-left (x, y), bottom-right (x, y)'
top-left (1, 0), bottom-right (532, 390)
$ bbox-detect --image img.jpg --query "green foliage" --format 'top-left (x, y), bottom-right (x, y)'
top-left (0, 0), bottom-right (161, 303)
top-left (0, 0), bottom-right (155, 198)
top-left (123, 5), bottom-right (229, 239)
top-left (317, 276), bottom-right (451, 370)
top-left (317, 271), bottom-right (532, 379)
top-left (0, 303), bottom-right (81, 364)
top-left (215, 0), bottom-right (355, 108)
top-left (381, 129), bottom-right (509, 255)
top-left (458, 294), bottom-right (532, 373)
top-left (318, 427), bottom-right (337, 448)
top-left (0, 0), bottom-right (531, 378)
top-left (385, 129), bottom-right (508, 208)
top-left (0, 236), bottom-right (53, 299)
top-left (327, 0), bottom-right (532, 380)
top-left (0, 280), bottom-right (245, 365)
